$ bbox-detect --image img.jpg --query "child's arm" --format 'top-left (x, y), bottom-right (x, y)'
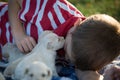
top-left (8, 0), bottom-right (36, 53)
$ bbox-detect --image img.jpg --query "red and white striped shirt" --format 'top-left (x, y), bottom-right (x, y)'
top-left (0, 0), bottom-right (85, 58)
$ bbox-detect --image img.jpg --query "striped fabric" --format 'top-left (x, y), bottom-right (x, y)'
top-left (0, 0), bottom-right (85, 59)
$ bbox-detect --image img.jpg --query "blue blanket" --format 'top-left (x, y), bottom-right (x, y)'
top-left (0, 59), bottom-right (78, 80)
top-left (52, 65), bottom-right (78, 80)
top-left (0, 65), bottom-right (78, 80)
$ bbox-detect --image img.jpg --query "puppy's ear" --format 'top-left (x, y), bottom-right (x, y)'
top-left (3, 58), bottom-right (22, 77)
top-left (38, 31), bottom-right (52, 42)
top-left (47, 42), bottom-right (54, 50)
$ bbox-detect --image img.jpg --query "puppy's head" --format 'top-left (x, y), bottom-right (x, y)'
top-left (2, 43), bottom-right (16, 58)
top-left (23, 61), bottom-right (52, 80)
top-left (38, 31), bottom-right (65, 50)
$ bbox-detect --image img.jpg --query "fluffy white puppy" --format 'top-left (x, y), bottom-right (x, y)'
top-left (4, 31), bottom-right (65, 80)
top-left (2, 43), bottom-right (25, 63)
top-left (0, 43), bottom-right (24, 67)
top-left (19, 61), bottom-right (52, 80)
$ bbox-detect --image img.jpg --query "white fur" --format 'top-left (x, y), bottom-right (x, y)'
top-left (2, 43), bottom-right (25, 63)
top-left (17, 61), bottom-right (52, 80)
top-left (0, 72), bottom-right (5, 80)
top-left (4, 31), bottom-right (65, 80)
top-left (0, 43), bottom-right (24, 68)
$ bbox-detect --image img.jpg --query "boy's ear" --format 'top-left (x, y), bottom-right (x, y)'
top-left (47, 42), bottom-right (54, 50)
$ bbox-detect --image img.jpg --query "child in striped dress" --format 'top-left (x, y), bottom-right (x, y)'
top-left (0, 0), bottom-right (85, 59)
top-left (0, 0), bottom-right (85, 80)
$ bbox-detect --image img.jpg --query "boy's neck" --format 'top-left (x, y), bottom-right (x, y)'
top-left (75, 69), bottom-right (103, 80)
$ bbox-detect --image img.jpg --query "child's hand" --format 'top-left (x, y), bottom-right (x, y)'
top-left (14, 35), bottom-right (36, 53)
top-left (103, 65), bottom-right (120, 80)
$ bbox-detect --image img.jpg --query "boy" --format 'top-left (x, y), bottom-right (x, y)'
top-left (65, 14), bottom-right (120, 80)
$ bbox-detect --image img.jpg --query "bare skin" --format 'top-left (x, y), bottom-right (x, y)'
top-left (75, 69), bottom-right (103, 80)
top-left (8, 0), bottom-right (36, 53)
top-left (8, 0), bottom-right (81, 53)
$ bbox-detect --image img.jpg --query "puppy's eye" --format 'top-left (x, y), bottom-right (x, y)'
top-left (58, 38), bottom-right (60, 41)
top-left (29, 73), bottom-right (34, 77)
top-left (58, 37), bottom-right (62, 41)
top-left (41, 73), bottom-right (46, 77)
top-left (58, 37), bottom-right (64, 41)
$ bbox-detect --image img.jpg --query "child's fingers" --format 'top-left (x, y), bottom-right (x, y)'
top-left (25, 37), bottom-right (36, 52)
top-left (29, 37), bottom-right (36, 49)
top-left (16, 42), bottom-right (24, 53)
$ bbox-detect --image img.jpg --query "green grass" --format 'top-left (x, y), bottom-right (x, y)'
top-left (68, 0), bottom-right (120, 21)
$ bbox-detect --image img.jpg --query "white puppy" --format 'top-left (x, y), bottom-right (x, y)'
top-left (0, 43), bottom-right (25, 68)
top-left (19, 61), bottom-right (52, 80)
top-left (4, 31), bottom-right (65, 80)
top-left (2, 43), bottom-right (25, 63)
top-left (0, 43), bottom-right (24, 68)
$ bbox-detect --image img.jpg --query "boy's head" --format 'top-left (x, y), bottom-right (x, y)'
top-left (68, 14), bottom-right (120, 71)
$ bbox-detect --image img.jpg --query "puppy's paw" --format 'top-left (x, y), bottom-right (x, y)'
top-left (3, 65), bottom-right (14, 77)
top-left (3, 58), bottom-right (22, 77)
top-left (0, 72), bottom-right (5, 80)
